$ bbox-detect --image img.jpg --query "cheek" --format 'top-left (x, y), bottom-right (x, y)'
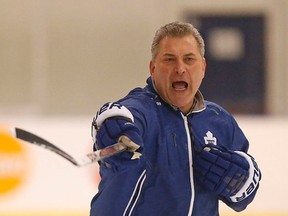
top-left (193, 65), bottom-right (205, 79)
top-left (190, 71), bottom-right (204, 88)
top-left (154, 74), bottom-right (170, 95)
top-left (153, 66), bottom-right (170, 82)
top-left (155, 76), bottom-right (167, 89)
top-left (196, 73), bottom-right (205, 84)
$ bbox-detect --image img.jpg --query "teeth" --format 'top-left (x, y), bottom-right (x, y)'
top-left (174, 86), bottom-right (186, 90)
top-left (173, 86), bottom-right (186, 90)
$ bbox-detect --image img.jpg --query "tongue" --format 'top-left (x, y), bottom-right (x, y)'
top-left (172, 81), bottom-right (187, 90)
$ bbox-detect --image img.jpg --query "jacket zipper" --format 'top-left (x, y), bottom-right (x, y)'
top-left (181, 114), bottom-right (195, 215)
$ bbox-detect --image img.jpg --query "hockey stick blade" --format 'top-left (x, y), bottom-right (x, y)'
top-left (10, 127), bottom-right (127, 167)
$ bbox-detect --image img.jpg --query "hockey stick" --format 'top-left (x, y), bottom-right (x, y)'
top-left (10, 127), bottom-right (128, 167)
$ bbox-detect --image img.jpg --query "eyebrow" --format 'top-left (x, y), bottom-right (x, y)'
top-left (163, 53), bottom-right (175, 57)
top-left (162, 53), bottom-right (197, 57)
top-left (184, 53), bottom-right (197, 57)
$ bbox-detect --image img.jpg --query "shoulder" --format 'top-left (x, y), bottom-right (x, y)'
top-left (119, 87), bottom-right (156, 108)
top-left (116, 86), bottom-right (160, 138)
top-left (200, 100), bottom-right (240, 130)
top-left (197, 101), bottom-right (249, 151)
top-left (117, 85), bottom-right (159, 121)
top-left (204, 100), bottom-right (233, 117)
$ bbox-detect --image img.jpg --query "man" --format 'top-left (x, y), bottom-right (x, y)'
top-left (90, 21), bottom-right (261, 216)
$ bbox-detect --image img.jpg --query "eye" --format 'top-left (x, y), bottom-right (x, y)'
top-left (164, 57), bottom-right (175, 62)
top-left (184, 57), bottom-right (195, 64)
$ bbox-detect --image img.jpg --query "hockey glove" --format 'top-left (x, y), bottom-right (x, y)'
top-left (91, 102), bottom-right (143, 166)
top-left (193, 144), bottom-right (261, 202)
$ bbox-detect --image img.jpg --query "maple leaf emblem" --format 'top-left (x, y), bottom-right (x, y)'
top-left (204, 131), bottom-right (217, 145)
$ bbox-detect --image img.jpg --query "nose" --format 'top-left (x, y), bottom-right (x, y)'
top-left (174, 60), bottom-right (185, 75)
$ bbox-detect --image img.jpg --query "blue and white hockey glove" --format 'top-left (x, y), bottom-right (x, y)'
top-left (193, 144), bottom-right (261, 202)
top-left (91, 102), bottom-right (143, 166)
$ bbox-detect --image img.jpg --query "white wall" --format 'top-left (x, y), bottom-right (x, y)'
top-left (0, 0), bottom-right (288, 115)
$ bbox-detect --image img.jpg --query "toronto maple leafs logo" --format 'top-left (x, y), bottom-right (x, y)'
top-left (204, 131), bottom-right (217, 145)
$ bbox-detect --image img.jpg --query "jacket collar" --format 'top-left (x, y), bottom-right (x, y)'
top-left (190, 90), bottom-right (206, 113)
top-left (146, 77), bottom-right (206, 114)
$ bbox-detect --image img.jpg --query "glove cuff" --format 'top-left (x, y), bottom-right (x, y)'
top-left (91, 103), bottom-right (134, 142)
top-left (229, 151), bottom-right (261, 202)
top-left (95, 102), bottom-right (134, 128)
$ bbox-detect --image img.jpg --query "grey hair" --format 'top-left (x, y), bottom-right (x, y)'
top-left (151, 21), bottom-right (205, 59)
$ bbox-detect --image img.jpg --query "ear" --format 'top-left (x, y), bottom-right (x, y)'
top-left (149, 60), bottom-right (155, 76)
top-left (202, 57), bottom-right (207, 77)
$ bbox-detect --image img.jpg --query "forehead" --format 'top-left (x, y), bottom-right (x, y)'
top-left (158, 35), bottom-right (200, 55)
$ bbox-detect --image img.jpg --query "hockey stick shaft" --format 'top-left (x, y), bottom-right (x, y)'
top-left (10, 127), bottom-right (127, 167)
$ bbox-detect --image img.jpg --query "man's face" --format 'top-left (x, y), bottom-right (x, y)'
top-left (150, 35), bottom-right (206, 113)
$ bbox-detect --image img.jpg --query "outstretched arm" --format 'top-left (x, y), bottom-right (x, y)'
top-left (91, 102), bottom-right (143, 167)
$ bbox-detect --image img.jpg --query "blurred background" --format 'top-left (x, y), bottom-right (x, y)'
top-left (0, 0), bottom-right (287, 215)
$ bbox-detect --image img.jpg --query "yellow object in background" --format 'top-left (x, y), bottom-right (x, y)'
top-left (0, 127), bottom-right (29, 196)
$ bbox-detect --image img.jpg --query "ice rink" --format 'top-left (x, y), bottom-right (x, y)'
top-left (0, 115), bottom-right (288, 215)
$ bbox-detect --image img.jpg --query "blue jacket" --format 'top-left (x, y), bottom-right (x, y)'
top-left (90, 77), bottom-right (259, 216)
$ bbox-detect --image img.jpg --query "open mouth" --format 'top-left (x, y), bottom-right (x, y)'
top-left (172, 81), bottom-right (188, 91)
